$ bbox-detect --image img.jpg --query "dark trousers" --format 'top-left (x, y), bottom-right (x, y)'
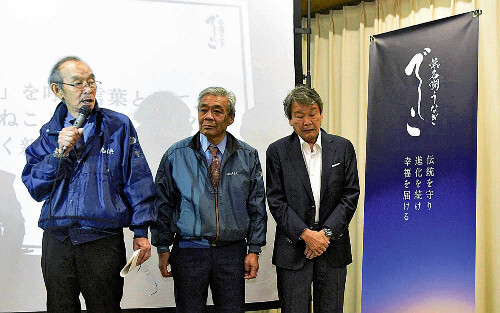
top-left (170, 241), bottom-right (246, 313)
top-left (276, 255), bottom-right (347, 313)
top-left (41, 231), bottom-right (126, 313)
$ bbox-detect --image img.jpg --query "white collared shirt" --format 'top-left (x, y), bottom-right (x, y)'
top-left (299, 131), bottom-right (322, 223)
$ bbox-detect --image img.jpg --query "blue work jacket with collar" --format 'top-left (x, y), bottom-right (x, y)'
top-left (22, 102), bottom-right (157, 238)
top-left (151, 132), bottom-right (267, 254)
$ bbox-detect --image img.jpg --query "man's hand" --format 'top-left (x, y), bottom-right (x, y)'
top-left (133, 237), bottom-right (151, 265)
top-left (304, 246), bottom-right (318, 259)
top-left (300, 229), bottom-right (330, 258)
top-left (244, 253), bottom-right (260, 279)
top-left (58, 126), bottom-right (84, 154)
top-left (158, 252), bottom-right (173, 277)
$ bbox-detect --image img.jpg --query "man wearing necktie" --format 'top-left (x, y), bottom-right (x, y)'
top-left (152, 86), bottom-right (267, 313)
top-left (266, 86), bottom-right (360, 313)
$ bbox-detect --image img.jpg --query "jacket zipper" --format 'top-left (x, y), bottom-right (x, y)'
top-left (191, 143), bottom-right (235, 245)
top-left (214, 190), bottom-right (219, 243)
top-left (213, 154), bottom-right (233, 244)
top-left (193, 148), bottom-right (221, 244)
top-left (213, 155), bottom-right (233, 244)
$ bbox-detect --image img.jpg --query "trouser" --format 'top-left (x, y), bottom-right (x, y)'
top-left (277, 255), bottom-right (347, 313)
top-left (170, 240), bottom-right (246, 313)
top-left (41, 231), bottom-right (126, 313)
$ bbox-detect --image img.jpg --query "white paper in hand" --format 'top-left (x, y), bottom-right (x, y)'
top-left (120, 249), bottom-right (141, 277)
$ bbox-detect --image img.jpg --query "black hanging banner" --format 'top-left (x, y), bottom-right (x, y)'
top-left (363, 11), bottom-right (479, 313)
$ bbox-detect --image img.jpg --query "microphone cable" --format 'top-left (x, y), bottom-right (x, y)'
top-left (41, 105), bottom-right (91, 290)
top-left (42, 146), bottom-right (65, 290)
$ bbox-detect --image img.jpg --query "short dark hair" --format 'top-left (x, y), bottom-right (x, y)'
top-left (48, 56), bottom-right (86, 89)
top-left (197, 87), bottom-right (236, 116)
top-left (283, 86), bottom-right (323, 120)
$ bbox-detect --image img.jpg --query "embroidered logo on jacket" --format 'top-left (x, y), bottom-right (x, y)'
top-left (100, 147), bottom-right (115, 155)
top-left (226, 171), bottom-right (238, 176)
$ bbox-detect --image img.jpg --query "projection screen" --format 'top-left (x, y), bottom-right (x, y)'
top-left (0, 0), bottom-right (294, 310)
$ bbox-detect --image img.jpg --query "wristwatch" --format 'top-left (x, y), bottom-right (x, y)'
top-left (322, 227), bottom-right (333, 239)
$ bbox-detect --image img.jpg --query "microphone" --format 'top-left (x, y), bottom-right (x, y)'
top-left (72, 105), bottom-right (92, 128)
top-left (61, 105), bottom-right (92, 153)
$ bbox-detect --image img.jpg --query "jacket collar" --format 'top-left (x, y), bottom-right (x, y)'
top-left (319, 129), bottom-right (337, 202)
top-left (189, 131), bottom-right (240, 156)
top-left (42, 101), bottom-right (101, 135)
top-left (286, 128), bottom-right (335, 203)
top-left (286, 131), bottom-right (314, 201)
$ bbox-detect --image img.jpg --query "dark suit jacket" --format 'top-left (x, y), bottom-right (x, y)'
top-left (266, 129), bottom-right (360, 270)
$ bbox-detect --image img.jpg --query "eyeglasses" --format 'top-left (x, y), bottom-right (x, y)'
top-left (61, 81), bottom-right (102, 90)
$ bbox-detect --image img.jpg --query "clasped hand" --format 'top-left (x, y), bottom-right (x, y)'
top-left (300, 229), bottom-right (330, 259)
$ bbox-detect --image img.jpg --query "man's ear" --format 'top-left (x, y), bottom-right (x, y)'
top-left (51, 83), bottom-right (64, 100)
top-left (227, 114), bottom-right (235, 126)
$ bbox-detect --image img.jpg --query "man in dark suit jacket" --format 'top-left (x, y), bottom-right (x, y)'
top-left (266, 86), bottom-right (360, 313)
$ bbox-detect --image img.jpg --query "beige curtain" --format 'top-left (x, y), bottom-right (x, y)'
top-left (292, 0), bottom-right (499, 313)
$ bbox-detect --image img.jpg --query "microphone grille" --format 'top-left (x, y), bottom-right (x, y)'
top-left (79, 105), bottom-right (92, 117)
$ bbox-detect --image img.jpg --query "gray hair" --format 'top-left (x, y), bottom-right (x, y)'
top-left (197, 87), bottom-right (236, 116)
top-left (283, 85), bottom-right (323, 120)
top-left (48, 56), bottom-right (86, 89)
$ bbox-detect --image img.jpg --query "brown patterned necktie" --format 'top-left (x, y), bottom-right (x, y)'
top-left (208, 146), bottom-right (221, 188)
